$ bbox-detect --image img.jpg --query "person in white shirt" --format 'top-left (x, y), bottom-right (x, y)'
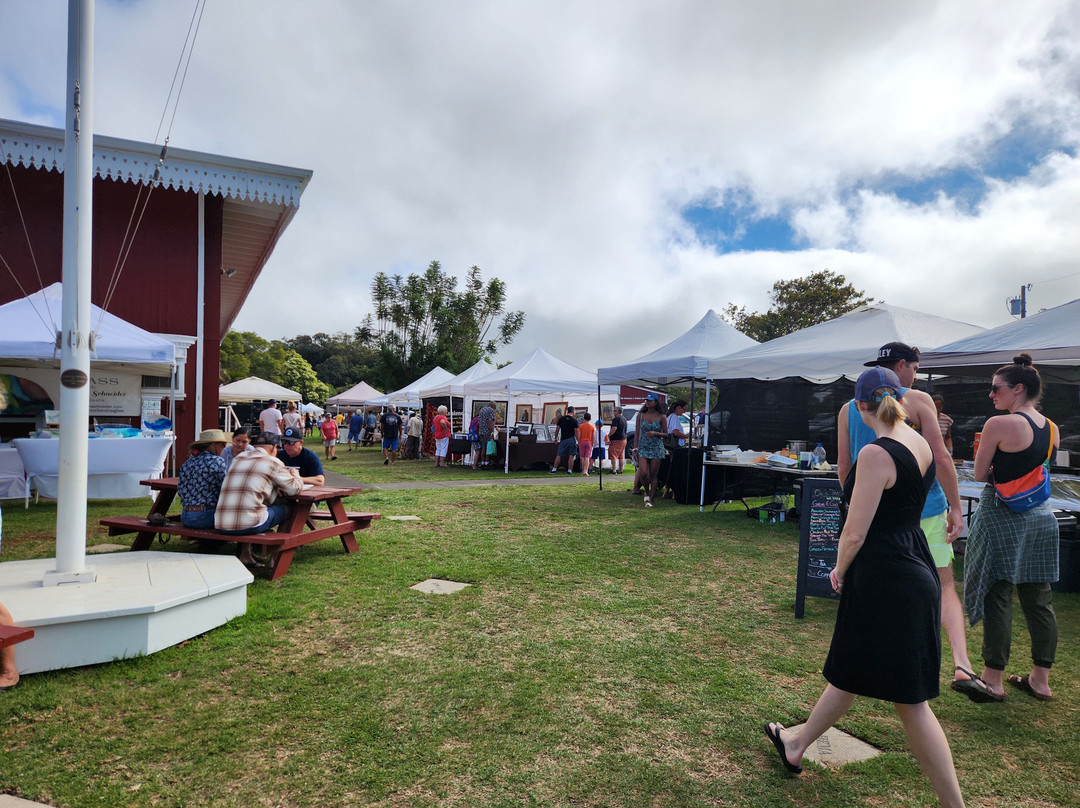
top-left (258, 400), bottom-right (284, 435)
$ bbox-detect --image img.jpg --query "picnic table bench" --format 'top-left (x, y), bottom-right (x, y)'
top-left (0, 624), bottom-right (35, 648)
top-left (100, 478), bottom-right (379, 580)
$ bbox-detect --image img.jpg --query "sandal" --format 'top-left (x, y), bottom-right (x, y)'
top-left (949, 666), bottom-right (1006, 703)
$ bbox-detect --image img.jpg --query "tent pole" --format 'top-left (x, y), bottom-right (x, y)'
top-left (699, 379), bottom-right (711, 512)
top-left (596, 384), bottom-right (603, 490)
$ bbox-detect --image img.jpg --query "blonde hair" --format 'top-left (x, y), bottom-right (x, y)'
top-left (863, 391), bottom-right (907, 427)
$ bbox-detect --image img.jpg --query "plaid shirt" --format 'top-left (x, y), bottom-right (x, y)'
top-left (963, 485), bottom-right (1060, 624)
top-left (177, 451), bottom-right (227, 508)
top-left (214, 448), bottom-right (302, 532)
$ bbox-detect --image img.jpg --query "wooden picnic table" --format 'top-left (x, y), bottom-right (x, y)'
top-left (100, 478), bottom-right (379, 580)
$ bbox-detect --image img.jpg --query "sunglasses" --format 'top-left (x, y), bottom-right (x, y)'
top-left (989, 383), bottom-right (1013, 394)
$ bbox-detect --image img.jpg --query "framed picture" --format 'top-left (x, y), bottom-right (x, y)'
top-left (515, 404), bottom-right (534, 423)
top-left (515, 423), bottom-right (533, 436)
top-left (599, 400), bottom-right (615, 423)
top-left (542, 402), bottom-right (567, 425)
top-left (471, 400), bottom-right (508, 424)
top-left (534, 424), bottom-right (554, 441)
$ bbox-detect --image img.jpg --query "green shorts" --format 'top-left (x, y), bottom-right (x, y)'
top-left (921, 511), bottom-right (953, 568)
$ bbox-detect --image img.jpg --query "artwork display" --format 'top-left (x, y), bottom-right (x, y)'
top-left (515, 404), bottom-right (533, 423)
top-left (471, 400), bottom-right (508, 425)
top-left (542, 402), bottom-right (567, 425)
top-left (599, 400), bottom-right (615, 422)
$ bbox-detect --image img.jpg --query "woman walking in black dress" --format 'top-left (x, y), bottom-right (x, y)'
top-left (765, 367), bottom-right (964, 807)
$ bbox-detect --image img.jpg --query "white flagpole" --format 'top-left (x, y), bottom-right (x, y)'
top-left (49, 0), bottom-right (97, 584)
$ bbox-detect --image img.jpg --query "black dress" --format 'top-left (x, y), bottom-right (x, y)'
top-left (822, 437), bottom-right (942, 704)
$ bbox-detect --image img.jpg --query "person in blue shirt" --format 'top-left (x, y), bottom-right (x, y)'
top-left (278, 427), bottom-right (325, 485)
top-left (347, 410), bottom-right (364, 451)
top-left (178, 429), bottom-right (230, 530)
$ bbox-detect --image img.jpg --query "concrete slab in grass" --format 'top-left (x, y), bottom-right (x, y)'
top-left (386, 515), bottom-right (421, 521)
top-left (87, 543), bottom-right (130, 554)
top-left (411, 579), bottom-right (470, 595)
top-left (790, 724), bottom-right (881, 768)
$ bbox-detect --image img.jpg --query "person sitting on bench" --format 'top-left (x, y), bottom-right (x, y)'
top-left (279, 427), bottom-right (325, 485)
top-left (1, 600), bottom-right (20, 692)
top-left (215, 432), bottom-right (303, 568)
top-left (178, 429), bottom-right (230, 530)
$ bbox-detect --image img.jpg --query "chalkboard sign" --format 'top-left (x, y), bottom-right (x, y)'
top-left (795, 478), bottom-right (843, 618)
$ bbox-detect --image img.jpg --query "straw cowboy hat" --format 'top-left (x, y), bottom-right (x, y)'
top-left (189, 429), bottom-right (230, 450)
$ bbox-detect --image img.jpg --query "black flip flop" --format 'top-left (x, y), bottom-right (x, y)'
top-left (763, 722), bottom-right (802, 773)
top-left (949, 667), bottom-right (1006, 703)
top-left (1008, 674), bottom-right (1053, 701)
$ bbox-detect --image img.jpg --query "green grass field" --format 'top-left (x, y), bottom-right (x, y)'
top-left (0, 453), bottom-right (1077, 807)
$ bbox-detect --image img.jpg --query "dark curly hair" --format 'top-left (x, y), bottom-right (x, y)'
top-left (994, 352), bottom-right (1042, 404)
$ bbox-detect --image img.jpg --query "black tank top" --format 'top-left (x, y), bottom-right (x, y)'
top-left (991, 412), bottom-right (1052, 484)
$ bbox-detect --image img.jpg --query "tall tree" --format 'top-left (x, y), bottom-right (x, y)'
top-left (285, 332), bottom-right (378, 391)
top-left (219, 330), bottom-right (331, 402)
top-left (721, 269), bottom-right (874, 342)
top-left (359, 261), bottom-right (525, 390)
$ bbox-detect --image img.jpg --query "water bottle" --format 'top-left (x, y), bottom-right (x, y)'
top-left (812, 443), bottom-right (827, 469)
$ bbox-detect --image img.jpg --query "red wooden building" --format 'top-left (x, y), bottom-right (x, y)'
top-left (0, 118), bottom-right (311, 449)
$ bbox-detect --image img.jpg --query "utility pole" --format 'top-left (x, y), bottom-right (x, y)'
top-left (1009, 284), bottom-right (1033, 318)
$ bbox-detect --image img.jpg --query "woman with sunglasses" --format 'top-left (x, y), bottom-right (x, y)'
top-left (635, 394), bottom-right (667, 507)
top-left (964, 353), bottom-right (1059, 702)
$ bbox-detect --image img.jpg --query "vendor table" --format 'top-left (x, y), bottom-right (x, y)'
top-left (701, 456), bottom-right (836, 511)
top-left (11, 436), bottom-right (173, 505)
top-left (494, 436), bottom-right (558, 471)
top-left (0, 445), bottom-right (26, 500)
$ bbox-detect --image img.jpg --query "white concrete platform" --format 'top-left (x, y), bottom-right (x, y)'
top-left (410, 578), bottom-right (470, 595)
top-left (0, 551), bottom-right (252, 675)
top-left (791, 724), bottom-right (882, 768)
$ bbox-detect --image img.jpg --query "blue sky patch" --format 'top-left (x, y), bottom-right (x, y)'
top-left (860, 121), bottom-right (1074, 211)
top-left (681, 197), bottom-right (800, 253)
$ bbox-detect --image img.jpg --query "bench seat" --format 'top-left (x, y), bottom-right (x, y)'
top-left (307, 510), bottom-right (380, 522)
top-left (0, 624), bottom-right (35, 648)
top-left (100, 516), bottom-right (286, 546)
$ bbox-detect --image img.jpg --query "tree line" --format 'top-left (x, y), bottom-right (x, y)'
top-left (219, 261), bottom-right (526, 402)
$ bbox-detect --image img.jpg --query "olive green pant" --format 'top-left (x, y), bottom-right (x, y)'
top-left (982, 579), bottom-right (1058, 671)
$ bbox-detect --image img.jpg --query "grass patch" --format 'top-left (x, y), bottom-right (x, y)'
top-left (1, 481), bottom-right (1077, 807)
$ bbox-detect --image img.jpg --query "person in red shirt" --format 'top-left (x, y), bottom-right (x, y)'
top-left (432, 405), bottom-right (452, 467)
top-left (319, 413), bottom-right (339, 461)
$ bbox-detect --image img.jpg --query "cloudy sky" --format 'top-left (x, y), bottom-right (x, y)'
top-left (2, 0), bottom-right (1079, 373)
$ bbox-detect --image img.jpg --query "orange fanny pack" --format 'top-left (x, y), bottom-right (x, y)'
top-left (993, 421), bottom-right (1055, 513)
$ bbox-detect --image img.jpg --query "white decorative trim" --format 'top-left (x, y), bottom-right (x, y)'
top-left (0, 118), bottom-right (310, 207)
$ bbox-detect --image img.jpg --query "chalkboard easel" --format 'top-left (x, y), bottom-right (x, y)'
top-left (795, 478), bottom-right (843, 618)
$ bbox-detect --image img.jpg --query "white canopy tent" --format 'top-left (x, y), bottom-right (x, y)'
top-left (326, 380), bottom-right (383, 407)
top-left (920, 298), bottom-right (1080, 383)
top-left (218, 376), bottom-right (301, 403)
top-left (417, 359), bottom-right (497, 400)
top-left (300, 402), bottom-right (324, 415)
top-left (464, 348), bottom-right (620, 474)
top-left (706, 303), bottom-right (985, 382)
top-left (598, 309), bottom-right (757, 385)
top-left (380, 368), bottom-right (454, 408)
top-left (0, 282), bottom-right (177, 375)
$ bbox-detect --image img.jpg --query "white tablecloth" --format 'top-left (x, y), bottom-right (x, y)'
top-left (12, 436), bottom-right (174, 501)
top-left (0, 446), bottom-right (26, 500)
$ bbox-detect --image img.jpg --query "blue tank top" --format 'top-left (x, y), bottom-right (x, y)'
top-left (847, 396), bottom-right (947, 519)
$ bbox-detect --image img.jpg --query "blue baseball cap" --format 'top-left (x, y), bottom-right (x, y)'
top-left (645, 392), bottom-right (660, 402)
top-left (854, 367), bottom-right (903, 402)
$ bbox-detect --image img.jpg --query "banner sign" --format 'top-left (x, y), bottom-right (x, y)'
top-left (89, 373), bottom-right (142, 416)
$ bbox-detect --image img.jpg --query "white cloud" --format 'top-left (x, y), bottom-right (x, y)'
top-left (1, 0), bottom-right (1078, 374)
